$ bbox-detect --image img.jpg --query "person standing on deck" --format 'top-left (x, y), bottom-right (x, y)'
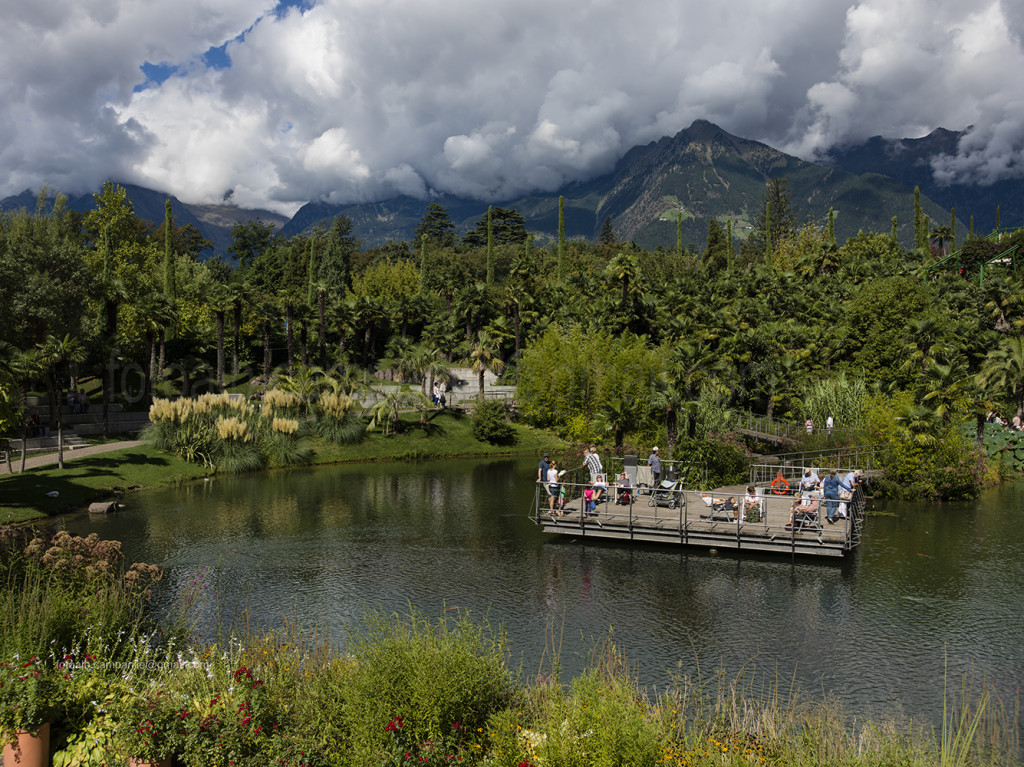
top-left (584, 444), bottom-right (603, 482)
top-left (538, 453), bottom-right (555, 511)
top-left (648, 447), bottom-right (662, 485)
top-left (822, 469), bottom-right (851, 524)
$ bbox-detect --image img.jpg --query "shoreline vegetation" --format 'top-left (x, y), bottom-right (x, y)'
top-left (0, 525), bottom-right (1019, 767)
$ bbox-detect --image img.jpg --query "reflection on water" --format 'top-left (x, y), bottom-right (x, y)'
top-left (67, 458), bottom-right (1024, 727)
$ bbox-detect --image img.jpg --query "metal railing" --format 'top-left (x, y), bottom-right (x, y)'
top-left (749, 444), bottom-right (883, 487)
top-left (604, 456), bottom-right (708, 491)
top-left (529, 479), bottom-right (864, 555)
top-left (731, 410), bottom-right (867, 442)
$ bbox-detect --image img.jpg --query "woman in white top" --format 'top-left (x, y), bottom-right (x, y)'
top-left (547, 462), bottom-right (562, 515)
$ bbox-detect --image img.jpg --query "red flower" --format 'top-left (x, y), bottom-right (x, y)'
top-left (452, 722), bottom-right (460, 730)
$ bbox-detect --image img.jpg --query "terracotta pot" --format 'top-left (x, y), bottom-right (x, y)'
top-left (127, 759), bottom-right (171, 767)
top-left (2, 721), bottom-right (50, 767)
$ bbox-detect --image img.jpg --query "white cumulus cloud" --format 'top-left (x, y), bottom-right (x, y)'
top-left (1, 0), bottom-right (1021, 214)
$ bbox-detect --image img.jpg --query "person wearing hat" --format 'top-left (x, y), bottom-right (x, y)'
top-left (648, 446), bottom-right (662, 485)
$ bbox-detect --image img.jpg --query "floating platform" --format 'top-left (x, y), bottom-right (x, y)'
top-left (530, 483), bottom-right (865, 558)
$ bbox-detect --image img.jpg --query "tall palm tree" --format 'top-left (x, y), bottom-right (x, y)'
top-left (37, 334), bottom-right (86, 469)
top-left (208, 285), bottom-right (234, 392)
top-left (463, 331), bottom-right (505, 402)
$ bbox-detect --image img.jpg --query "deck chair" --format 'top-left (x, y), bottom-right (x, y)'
top-left (792, 500), bottom-right (822, 532)
top-left (700, 494), bottom-right (735, 521)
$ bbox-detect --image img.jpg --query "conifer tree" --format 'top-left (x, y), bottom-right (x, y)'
top-left (486, 206), bottom-right (494, 285)
top-left (557, 196), bottom-right (566, 282)
top-left (827, 207), bottom-right (835, 245)
top-left (923, 215), bottom-right (930, 252)
top-left (419, 234), bottom-right (428, 295)
top-left (163, 200), bottom-right (175, 301)
top-left (726, 219), bottom-right (734, 270)
top-left (307, 236), bottom-right (317, 305)
top-left (891, 216), bottom-right (898, 242)
top-left (950, 208), bottom-right (956, 250)
top-left (676, 211), bottom-right (683, 260)
top-left (996, 205), bottom-right (1001, 232)
top-left (913, 187), bottom-right (924, 250)
top-left (970, 216), bottom-right (975, 239)
top-left (599, 216), bottom-right (615, 246)
top-left (765, 202), bottom-right (772, 265)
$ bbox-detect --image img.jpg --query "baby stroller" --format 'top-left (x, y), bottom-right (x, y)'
top-left (648, 479), bottom-right (683, 509)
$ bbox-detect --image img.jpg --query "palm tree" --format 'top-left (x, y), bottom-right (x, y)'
top-left (208, 285), bottom-right (234, 391)
top-left (367, 388), bottom-right (409, 435)
top-left (463, 331), bottom-right (505, 402)
top-left (980, 335), bottom-right (1024, 418)
top-left (36, 334), bottom-right (86, 469)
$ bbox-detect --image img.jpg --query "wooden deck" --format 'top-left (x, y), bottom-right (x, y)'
top-left (532, 486), bottom-right (864, 558)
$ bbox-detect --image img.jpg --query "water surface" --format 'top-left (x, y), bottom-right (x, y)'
top-left (67, 457), bottom-right (1024, 728)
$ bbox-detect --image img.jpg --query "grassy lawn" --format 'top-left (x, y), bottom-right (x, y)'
top-left (0, 445), bottom-right (212, 525)
top-left (310, 409), bottom-right (565, 463)
top-left (0, 410), bottom-right (566, 524)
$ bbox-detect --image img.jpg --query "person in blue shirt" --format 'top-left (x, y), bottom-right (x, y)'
top-left (648, 447), bottom-right (662, 485)
top-left (821, 469), bottom-right (851, 524)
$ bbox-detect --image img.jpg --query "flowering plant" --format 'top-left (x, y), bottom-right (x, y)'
top-left (109, 685), bottom-right (184, 762)
top-left (381, 716), bottom-right (472, 766)
top-left (0, 655), bottom-right (55, 739)
top-left (178, 664), bottom-right (282, 767)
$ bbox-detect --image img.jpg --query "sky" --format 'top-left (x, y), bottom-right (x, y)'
top-left (2, 0), bottom-right (1022, 216)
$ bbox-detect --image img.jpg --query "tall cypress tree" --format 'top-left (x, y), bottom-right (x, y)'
top-left (557, 196), bottom-right (566, 282)
top-left (913, 187), bottom-right (923, 250)
top-left (923, 215), bottom-right (930, 252)
top-left (726, 219), bottom-right (734, 270)
top-left (970, 216), bottom-right (975, 239)
top-left (419, 234), bottom-right (428, 296)
top-left (676, 211), bottom-right (683, 260)
top-left (163, 200), bottom-right (175, 301)
top-left (891, 216), bottom-right (898, 242)
top-left (307, 236), bottom-right (317, 306)
top-left (764, 201), bottom-right (772, 266)
top-left (826, 207), bottom-right (835, 245)
top-left (950, 208), bottom-right (956, 250)
top-left (996, 205), bottom-right (1001, 232)
top-left (486, 205), bottom-right (494, 285)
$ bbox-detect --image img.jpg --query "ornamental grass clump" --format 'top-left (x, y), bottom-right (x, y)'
top-left (311, 391), bottom-right (366, 445)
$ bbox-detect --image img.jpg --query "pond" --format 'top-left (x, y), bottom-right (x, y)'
top-left (65, 456), bottom-right (1024, 730)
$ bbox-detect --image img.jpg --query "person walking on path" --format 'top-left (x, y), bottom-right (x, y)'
top-left (826, 414), bottom-right (834, 437)
top-left (648, 447), bottom-right (662, 485)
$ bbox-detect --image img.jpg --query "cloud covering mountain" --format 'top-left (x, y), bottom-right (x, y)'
top-left (2, 0), bottom-right (1022, 216)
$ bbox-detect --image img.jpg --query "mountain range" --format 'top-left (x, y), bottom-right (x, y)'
top-left (3, 120), bottom-right (1020, 257)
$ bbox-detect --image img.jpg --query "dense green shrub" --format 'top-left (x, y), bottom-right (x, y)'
top-left (472, 399), bottom-right (516, 445)
top-left (342, 609), bottom-right (515, 765)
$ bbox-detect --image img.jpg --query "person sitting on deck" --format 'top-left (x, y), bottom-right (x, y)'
top-left (615, 471), bottom-right (632, 505)
top-left (785, 492), bottom-right (820, 529)
top-left (743, 486), bottom-right (760, 522)
top-left (592, 475), bottom-right (608, 506)
top-left (700, 493), bottom-right (736, 520)
top-left (799, 469), bottom-right (820, 495)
